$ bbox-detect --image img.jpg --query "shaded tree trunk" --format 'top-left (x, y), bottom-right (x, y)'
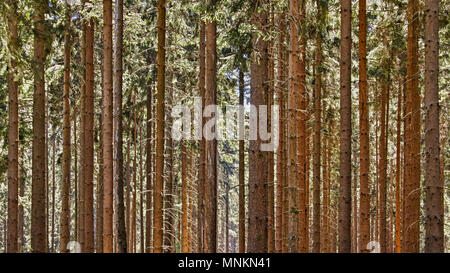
top-left (6, 0), bottom-right (19, 254)
top-left (248, 0), bottom-right (269, 253)
top-left (424, 0), bottom-right (443, 253)
top-left (102, 0), bottom-right (114, 253)
top-left (31, 0), bottom-right (48, 253)
top-left (338, 0), bottom-right (352, 253)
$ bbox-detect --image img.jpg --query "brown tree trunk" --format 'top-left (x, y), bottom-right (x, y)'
top-left (113, 0), bottom-right (127, 253)
top-left (312, 0), bottom-right (324, 253)
top-left (248, 0), bottom-right (268, 253)
top-left (84, 11), bottom-right (95, 253)
top-left (238, 70), bottom-right (246, 253)
top-left (395, 77), bottom-right (403, 253)
top-left (287, 0), bottom-right (300, 253)
top-left (102, 0), bottom-right (114, 253)
top-left (338, 0), bottom-right (352, 253)
top-left (182, 139), bottom-right (188, 252)
top-left (404, 0), bottom-right (421, 253)
top-left (275, 11), bottom-right (286, 254)
top-left (424, 0), bottom-right (443, 253)
top-left (31, 0), bottom-right (48, 253)
top-left (358, 0), bottom-right (370, 253)
top-left (204, 6), bottom-right (218, 253)
top-left (96, 111), bottom-right (104, 253)
top-left (6, 0), bottom-right (19, 254)
top-left (267, 8), bottom-right (275, 253)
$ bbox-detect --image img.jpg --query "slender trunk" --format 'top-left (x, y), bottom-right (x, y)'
top-left (238, 71), bottom-right (246, 253)
top-left (6, 0), bottom-right (19, 254)
top-left (102, 0), bottom-right (114, 253)
top-left (298, 0), bottom-right (308, 254)
top-left (248, 0), bottom-right (268, 253)
top-left (395, 77), bottom-right (402, 253)
top-left (275, 11), bottom-right (286, 253)
top-left (153, 0), bottom-right (166, 253)
top-left (338, 0), bottom-right (352, 253)
top-left (96, 111), bottom-right (104, 253)
top-left (182, 139), bottom-right (188, 252)
top-left (358, 0), bottom-right (370, 253)
top-left (404, 0), bottom-right (421, 253)
top-left (287, 0), bottom-right (300, 253)
top-left (84, 11), bottom-right (95, 253)
top-left (424, 0), bottom-right (443, 253)
top-left (113, 0), bottom-right (127, 253)
top-left (31, 0), bottom-right (48, 253)
top-left (204, 8), bottom-right (217, 253)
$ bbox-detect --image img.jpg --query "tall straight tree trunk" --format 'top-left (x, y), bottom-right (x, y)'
top-left (267, 7), bottom-right (275, 253)
top-left (379, 77), bottom-right (388, 253)
top-left (79, 0), bottom-right (86, 250)
top-left (395, 77), bottom-right (402, 253)
top-left (96, 111), bottom-right (104, 252)
top-left (6, 0), bottom-right (19, 254)
top-left (275, 11), bottom-right (286, 253)
top-left (182, 139), bottom-right (188, 252)
top-left (102, 0), bottom-right (114, 253)
top-left (358, 0), bottom-right (370, 253)
top-left (84, 11), bottom-right (95, 253)
top-left (287, 0), bottom-right (300, 253)
top-left (312, 0), bottom-right (324, 253)
top-left (424, 0), bottom-right (442, 253)
top-left (145, 84), bottom-right (153, 253)
top-left (338, 0), bottom-right (352, 253)
top-left (238, 70), bottom-right (245, 253)
top-left (197, 18), bottom-right (206, 254)
top-left (114, 0), bottom-right (127, 253)
top-left (139, 125), bottom-right (144, 253)
top-left (132, 100), bottom-right (138, 252)
top-left (74, 107), bottom-right (78, 242)
top-left (404, 0), bottom-right (421, 253)
top-left (31, 0), bottom-right (48, 253)
top-left (204, 2), bottom-right (217, 253)
top-left (153, 0), bottom-right (166, 253)
top-left (248, 0), bottom-right (269, 253)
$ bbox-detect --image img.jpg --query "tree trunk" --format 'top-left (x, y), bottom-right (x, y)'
top-left (6, 0), bottom-right (19, 254)
top-left (424, 0), bottom-right (443, 253)
top-left (84, 10), bottom-right (95, 253)
top-left (238, 70), bottom-right (246, 253)
top-left (404, 0), bottom-right (421, 253)
top-left (358, 0), bottom-right (370, 253)
top-left (113, 0), bottom-right (127, 253)
top-left (31, 0), bottom-right (48, 253)
top-left (338, 0), bottom-right (352, 253)
top-left (275, 11), bottom-right (286, 253)
top-left (287, 0), bottom-right (300, 253)
top-left (204, 6), bottom-right (218, 253)
top-left (248, 0), bottom-right (269, 253)
top-left (102, 0), bottom-right (114, 253)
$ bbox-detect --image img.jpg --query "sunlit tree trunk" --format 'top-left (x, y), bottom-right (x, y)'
top-left (404, 0), bottom-right (421, 253)
top-left (102, 0), bottom-right (114, 253)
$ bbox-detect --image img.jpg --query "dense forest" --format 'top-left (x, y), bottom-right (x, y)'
top-left (0, 0), bottom-right (448, 253)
